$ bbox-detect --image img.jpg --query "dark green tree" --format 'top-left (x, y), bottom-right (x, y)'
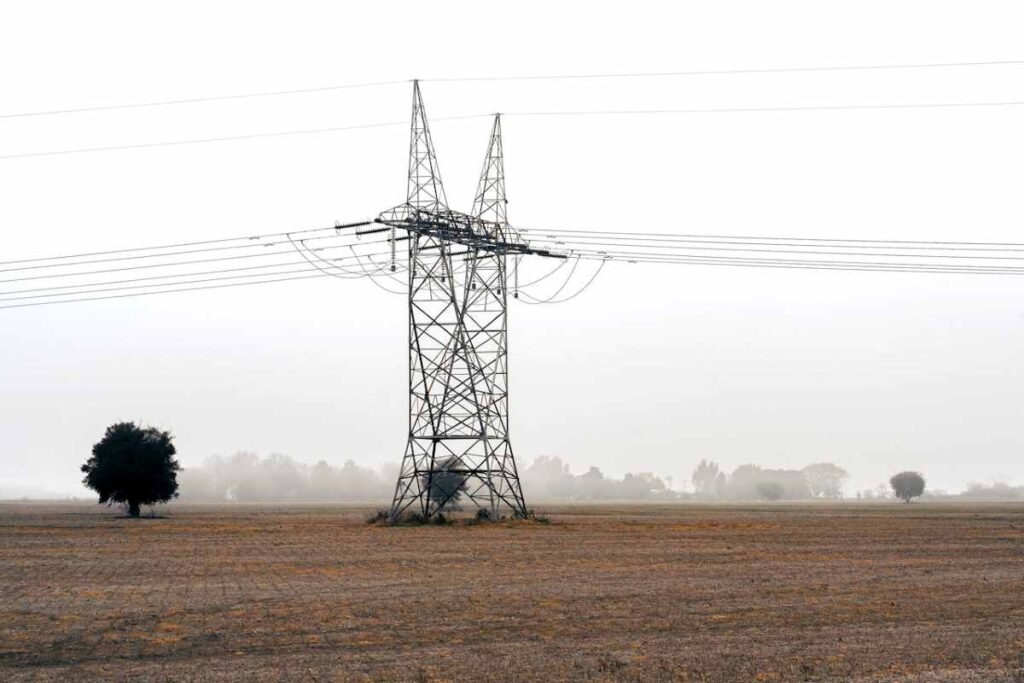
top-left (890, 471), bottom-right (926, 503)
top-left (422, 457), bottom-right (467, 512)
top-left (81, 422), bottom-right (180, 517)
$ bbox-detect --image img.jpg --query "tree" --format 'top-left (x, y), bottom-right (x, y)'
top-left (890, 471), bottom-right (926, 503)
top-left (309, 460), bottom-right (337, 500)
top-left (522, 455), bottom-right (576, 499)
top-left (576, 466), bottom-right (608, 500)
top-left (423, 457), bottom-right (467, 511)
top-left (757, 481), bottom-right (785, 501)
top-left (802, 463), bottom-right (849, 499)
top-left (619, 472), bottom-right (667, 499)
top-left (691, 459), bottom-right (721, 499)
top-left (81, 422), bottom-right (180, 517)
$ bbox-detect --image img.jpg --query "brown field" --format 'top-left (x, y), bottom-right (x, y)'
top-left (1, 502), bottom-right (1022, 682)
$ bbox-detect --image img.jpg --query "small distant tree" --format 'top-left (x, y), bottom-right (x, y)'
top-left (81, 422), bottom-right (180, 517)
top-left (757, 481), bottom-right (785, 501)
top-left (890, 471), bottom-right (926, 503)
top-left (423, 457), bottom-right (467, 511)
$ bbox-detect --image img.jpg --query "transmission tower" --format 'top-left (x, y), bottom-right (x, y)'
top-left (377, 82), bottom-right (557, 521)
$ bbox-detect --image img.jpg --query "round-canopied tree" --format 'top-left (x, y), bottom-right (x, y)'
top-left (890, 471), bottom-right (926, 503)
top-left (422, 457), bottom-right (467, 512)
top-left (81, 422), bottom-right (180, 517)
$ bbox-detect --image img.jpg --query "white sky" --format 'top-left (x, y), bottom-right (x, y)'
top-left (1, 1), bottom-right (1022, 497)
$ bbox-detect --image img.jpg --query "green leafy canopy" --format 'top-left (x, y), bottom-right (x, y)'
top-left (81, 422), bottom-right (180, 514)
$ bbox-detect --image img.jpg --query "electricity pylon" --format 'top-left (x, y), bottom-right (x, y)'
top-left (377, 82), bottom-right (556, 520)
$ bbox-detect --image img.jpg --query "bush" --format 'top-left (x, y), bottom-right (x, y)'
top-left (365, 509), bottom-right (390, 525)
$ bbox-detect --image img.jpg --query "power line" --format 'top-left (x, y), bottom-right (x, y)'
top-left (505, 100), bottom-right (1024, 119)
top-left (571, 250), bottom-right (1024, 274)
top-left (518, 258), bottom-right (607, 305)
top-left (527, 233), bottom-right (1024, 252)
top-left (0, 114), bottom-right (489, 160)
top-left (0, 120), bottom-right (414, 160)
top-left (0, 237), bottom-right (392, 284)
top-left (578, 253), bottom-right (1024, 275)
top-left (0, 229), bottom-right (373, 274)
top-left (517, 227), bottom-right (1024, 248)
top-left (0, 258), bottom-right (397, 304)
top-left (7, 224), bottom-right (1024, 292)
top-left (0, 222), bottom-right (370, 268)
top-left (9, 222), bottom-right (1023, 272)
top-left (428, 59), bottom-right (1024, 83)
top-left (0, 79), bottom-right (407, 119)
top-left (569, 245), bottom-right (1024, 269)
top-left (522, 236), bottom-right (1024, 260)
top-left (6, 59), bottom-right (1022, 120)
top-left (0, 247), bottom-right (399, 299)
top-left (0, 265), bottom-right (328, 303)
top-left (0, 271), bottom-right (333, 310)
top-left (6, 99), bottom-right (1024, 161)
top-left (6, 222), bottom-right (1024, 311)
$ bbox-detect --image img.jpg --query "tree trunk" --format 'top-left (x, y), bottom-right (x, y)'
top-left (128, 501), bottom-right (141, 518)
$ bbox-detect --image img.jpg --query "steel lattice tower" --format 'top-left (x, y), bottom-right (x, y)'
top-left (377, 82), bottom-right (550, 521)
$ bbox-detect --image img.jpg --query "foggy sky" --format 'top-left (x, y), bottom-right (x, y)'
top-left (2, 1), bottom-right (1023, 499)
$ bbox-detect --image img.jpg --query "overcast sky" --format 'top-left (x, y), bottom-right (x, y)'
top-left (1, 1), bottom-right (1022, 498)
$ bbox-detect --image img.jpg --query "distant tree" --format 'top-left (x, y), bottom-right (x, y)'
top-left (522, 455), bottom-right (576, 499)
top-left (619, 472), bottom-right (667, 499)
top-left (728, 464), bottom-right (764, 500)
top-left (576, 466), bottom-right (608, 500)
top-left (309, 460), bottom-right (337, 500)
top-left (890, 471), bottom-right (926, 503)
top-left (961, 481), bottom-right (1024, 501)
top-left (714, 471), bottom-right (728, 498)
top-left (802, 463), bottom-right (849, 499)
top-left (691, 459), bottom-right (721, 499)
top-left (262, 453), bottom-right (306, 500)
top-left (757, 481), bottom-right (785, 501)
top-left (423, 457), bottom-right (467, 511)
top-left (81, 422), bottom-right (180, 517)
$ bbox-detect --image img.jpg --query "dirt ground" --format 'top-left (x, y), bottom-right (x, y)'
top-left (0, 502), bottom-right (1022, 682)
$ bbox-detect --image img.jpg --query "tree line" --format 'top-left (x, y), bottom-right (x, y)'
top-left (78, 423), bottom-right (1021, 514)
top-left (689, 460), bottom-right (850, 500)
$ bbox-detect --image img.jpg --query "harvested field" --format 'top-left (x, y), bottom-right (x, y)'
top-left (1, 502), bottom-right (1022, 681)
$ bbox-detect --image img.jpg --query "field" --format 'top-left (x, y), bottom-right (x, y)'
top-left (1, 502), bottom-right (1022, 682)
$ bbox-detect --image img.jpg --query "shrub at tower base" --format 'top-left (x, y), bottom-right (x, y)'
top-left (81, 422), bottom-right (181, 518)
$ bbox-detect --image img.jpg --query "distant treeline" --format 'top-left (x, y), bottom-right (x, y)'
top-left (175, 452), bottom-right (1024, 502)
top-left (688, 459), bottom-right (850, 500)
top-left (942, 482), bottom-right (1024, 501)
top-left (178, 453), bottom-right (398, 502)
top-left (176, 453), bottom-right (679, 502)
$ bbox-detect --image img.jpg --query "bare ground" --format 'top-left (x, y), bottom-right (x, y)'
top-left (1, 502), bottom-right (1022, 681)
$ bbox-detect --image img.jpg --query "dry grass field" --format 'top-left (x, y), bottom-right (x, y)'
top-left (1, 502), bottom-right (1022, 682)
